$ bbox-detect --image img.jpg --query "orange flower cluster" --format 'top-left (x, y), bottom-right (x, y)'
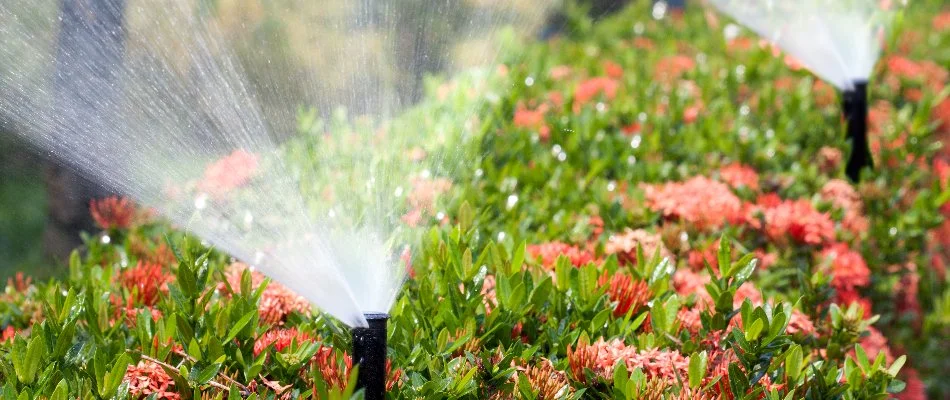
top-left (220, 263), bottom-right (311, 325)
top-left (90, 196), bottom-right (137, 230)
top-left (526, 241), bottom-right (596, 270)
top-left (119, 261), bottom-right (171, 306)
top-left (605, 228), bottom-right (672, 266)
top-left (644, 177), bottom-right (744, 230)
top-left (754, 197), bottom-right (835, 246)
top-left (197, 149), bottom-right (259, 196)
top-left (124, 361), bottom-right (180, 399)
top-left (654, 55), bottom-right (695, 84)
top-left (518, 358), bottom-right (570, 399)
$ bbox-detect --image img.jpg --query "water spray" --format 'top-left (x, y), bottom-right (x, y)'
top-left (352, 313), bottom-right (388, 400)
top-left (843, 81), bottom-right (871, 181)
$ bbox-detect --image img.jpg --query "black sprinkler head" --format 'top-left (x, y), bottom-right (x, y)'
top-left (842, 80), bottom-right (871, 182)
top-left (351, 313), bottom-right (388, 400)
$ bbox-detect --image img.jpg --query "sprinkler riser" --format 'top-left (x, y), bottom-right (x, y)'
top-left (842, 80), bottom-right (871, 182)
top-left (352, 313), bottom-right (388, 400)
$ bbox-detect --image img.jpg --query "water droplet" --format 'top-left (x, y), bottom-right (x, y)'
top-left (394, 186), bottom-right (404, 197)
top-left (889, 227), bottom-right (897, 236)
top-left (595, 130), bottom-right (606, 141)
top-left (652, 1), bottom-right (667, 19)
top-left (607, 181), bottom-right (617, 192)
top-left (724, 24), bottom-right (740, 41)
top-left (740, 105), bottom-right (750, 116)
top-left (630, 135), bottom-right (642, 149)
top-left (638, 112), bottom-right (648, 122)
top-left (634, 22), bottom-right (645, 35)
top-left (765, 129), bottom-right (775, 139)
top-left (627, 156), bottom-right (637, 165)
top-left (596, 102), bottom-right (606, 113)
top-left (436, 212), bottom-right (445, 220)
top-left (679, 232), bottom-right (689, 243)
top-left (497, 232), bottom-right (506, 241)
top-left (101, 235), bottom-right (111, 244)
top-left (474, 169), bottom-right (484, 178)
top-left (557, 152), bottom-right (567, 162)
top-left (328, 209), bottom-right (336, 218)
top-left (254, 251), bottom-right (265, 264)
top-left (420, 169), bottom-right (431, 179)
top-left (506, 195), bottom-right (518, 210)
top-left (243, 211), bottom-right (254, 228)
top-left (735, 65), bottom-right (746, 78)
top-left (524, 76), bottom-right (535, 86)
top-left (194, 193), bottom-right (208, 210)
top-left (552, 144), bottom-right (562, 155)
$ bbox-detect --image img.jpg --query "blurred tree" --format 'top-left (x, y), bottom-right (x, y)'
top-left (44, 0), bottom-right (126, 260)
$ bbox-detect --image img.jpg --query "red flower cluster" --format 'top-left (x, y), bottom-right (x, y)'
top-left (119, 261), bottom-right (171, 306)
top-left (605, 228), bottom-right (672, 266)
top-left (602, 60), bottom-right (624, 79)
top-left (526, 241), bottom-right (596, 270)
top-left (644, 177), bottom-right (744, 230)
top-left (602, 272), bottom-right (652, 317)
top-left (754, 197), bottom-right (835, 245)
top-left (402, 176), bottom-right (453, 227)
top-left (198, 149), bottom-right (259, 196)
top-left (90, 196), bottom-right (137, 230)
top-left (124, 361), bottom-right (180, 399)
top-left (785, 310), bottom-right (816, 336)
top-left (821, 243), bottom-right (871, 291)
top-left (220, 263), bottom-right (311, 325)
top-left (253, 328), bottom-right (315, 356)
top-left (573, 77), bottom-right (619, 112)
top-left (513, 103), bottom-right (551, 139)
top-left (934, 12), bottom-right (950, 31)
top-left (718, 163), bottom-right (759, 191)
top-left (313, 345), bottom-right (402, 392)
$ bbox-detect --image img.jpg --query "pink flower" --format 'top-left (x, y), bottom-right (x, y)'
top-left (821, 243), bottom-right (871, 290)
top-left (821, 179), bottom-right (869, 235)
top-left (654, 55), bottom-right (695, 84)
top-left (786, 310), bottom-right (816, 336)
top-left (818, 147), bottom-right (844, 173)
top-left (220, 263), bottom-right (311, 325)
top-left (718, 163), bottom-right (759, 191)
top-left (198, 150), bottom-right (259, 196)
top-left (567, 339), bottom-right (689, 384)
top-left (125, 361), bottom-right (181, 399)
top-left (549, 65), bottom-right (572, 81)
top-left (605, 228), bottom-right (672, 266)
top-left (643, 177), bottom-right (744, 230)
top-left (856, 327), bottom-right (894, 364)
top-left (896, 368), bottom-right (928, 400)
top-left (603, 60), bottom-right (624, 79)
top-left (527, 242), bottom-right (596, 270)
top-left (673, 269), bottom-right (712, 307)
top-left (935, 12), bottom-right (950, 31)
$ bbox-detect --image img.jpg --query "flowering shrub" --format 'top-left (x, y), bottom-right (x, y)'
top-left (2, 1), bottom-right (949, 399)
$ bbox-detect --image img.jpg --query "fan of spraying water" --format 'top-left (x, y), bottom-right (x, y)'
top-left (709, 0), bottom-right (894, 180)
top-left (0, 0), bottom-right (548, 328)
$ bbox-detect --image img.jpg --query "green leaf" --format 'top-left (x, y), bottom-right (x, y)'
top-left (50, 379), bottom-right (69, 400)
top-left (745, 319), bottom-right (764, 342)
top-left (689, 351), bottom-right (708, 389)
top-left (887, 355), bottom-right (906, 377)
top-left (224, 310), bottom-right (257, 343)
top-left (191, 363), bottom-right (223, 385)
top-left (785, 345), bottom-right (803, 382)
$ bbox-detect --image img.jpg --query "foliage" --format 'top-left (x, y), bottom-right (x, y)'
top-left (2, 0), bottom-right (950, 399)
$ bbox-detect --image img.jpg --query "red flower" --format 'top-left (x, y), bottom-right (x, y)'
top-left (644, 176), bottom-right (744, 230)
top-left (526, 242), bottom-right (596, 270)
top-left (821, 243), bottom-right (871, 290)
top-left (654, 55), bottom-right (695, 84)
top-left (1, 326), bottom-right (16, 343)
top-left (602, 272), bottom-right (652, 317)
top-left (605, 228), bottom-right (672, 266)
top-left (837, 288), bottom-right (873, 317)
top-left (549, 65), bottom-right (572, 81)
top-left (896, 368), bottom-right (927, 400)
top-left (856, 327), bottom-right (894, 364)
top-left (90, 196), bottom-right (136, 230)
top-left (935, 12), bottom-right (950, 31)
top-left (125, 361), bottom-right (180, 399)
top-left (253, 328), bottom-right (315, 356)
top-left (220, 263), bottom-right (311, 325)
top-left (603, 60), bottom-right (624, 79)
top-left (573, 77), bottom-right (619, 112)
top-left (197, 149), bottom-right (259, 196)
top-left (682, 103), bottom-right (703, 124)
top-left (313, 345), bottom-right (402, 392)
top-left (755, 198), bottom-right (835, 245)
top-left (119, 261), bottom-right (171, 306)
top-left (818, 147), bottom-right (844, 174)
top-left (513, 104), bottom-right (546, 129)
top-left (567, 338), bottom-right (689, 384)
top-left (896, 262), bottom-right (922, 329)
top-left (718, 163), bottom-right (759, 191)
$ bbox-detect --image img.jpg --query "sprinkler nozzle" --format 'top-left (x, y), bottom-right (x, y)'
top-left (352, 313), bottom-right (388, 400)
top-left (842, 80), bottom-right (871, 182)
